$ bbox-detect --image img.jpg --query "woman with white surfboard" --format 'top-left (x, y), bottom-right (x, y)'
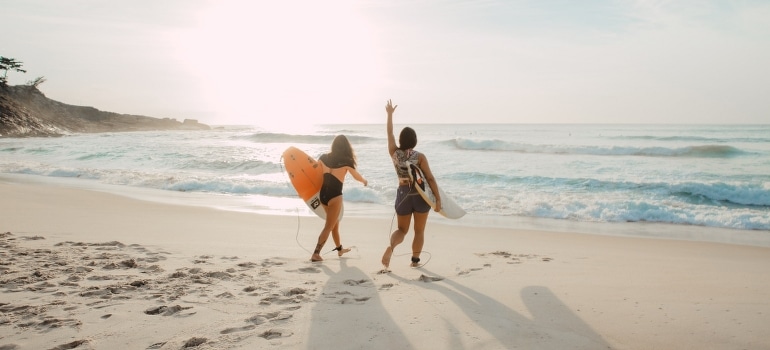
top-left (311, 135), bottom-right (368, 262)
top-left (382, 99), bottom-right (442, 269)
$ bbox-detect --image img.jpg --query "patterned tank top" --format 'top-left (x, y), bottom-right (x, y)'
top-left (391, 149), bottom-right (420, 182)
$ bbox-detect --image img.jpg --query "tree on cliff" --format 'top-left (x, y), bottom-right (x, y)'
top-left (27, 76), bottom-right (47, 88)
top-left (1, 56), bottom-right (27, 87)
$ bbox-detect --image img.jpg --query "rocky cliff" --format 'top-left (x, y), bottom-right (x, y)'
top-left (0, 85), bottom-right (210, 137)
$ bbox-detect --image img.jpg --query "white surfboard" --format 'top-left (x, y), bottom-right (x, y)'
top-left (406, 161), bottom-right (466, 219)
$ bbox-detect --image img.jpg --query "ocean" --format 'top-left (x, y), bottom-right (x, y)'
top-left (2, 124), bottom-right (769, 245)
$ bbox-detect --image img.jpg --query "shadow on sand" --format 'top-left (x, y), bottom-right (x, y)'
top-left (306, 259), bottom-right (411, 349)
top-left (387, 268), bottom-right (612, 349)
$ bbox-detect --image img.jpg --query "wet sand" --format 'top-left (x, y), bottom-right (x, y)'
top-left (2, 178), bottom-right (769, 349)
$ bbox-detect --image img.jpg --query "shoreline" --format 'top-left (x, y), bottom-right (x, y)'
top-left (2, 175), bottom-right (770, 349)
top-left (3, 173), bottom-right (768, 248)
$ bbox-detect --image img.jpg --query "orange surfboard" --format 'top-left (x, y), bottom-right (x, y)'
top-left (282, 146), bottom-right (343, 220)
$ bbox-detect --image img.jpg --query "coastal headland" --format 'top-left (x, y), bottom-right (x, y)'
top-left (0, 85), bottom-right (209, 137)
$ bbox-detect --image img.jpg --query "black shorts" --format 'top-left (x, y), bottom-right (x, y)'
top-left (395, 185), bottom-right (431, 215)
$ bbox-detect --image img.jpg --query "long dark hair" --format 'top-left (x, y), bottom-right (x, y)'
top-left (398, 127), bottom-right (417, 150)
top-left (329, 135), bottom-right (357, 168)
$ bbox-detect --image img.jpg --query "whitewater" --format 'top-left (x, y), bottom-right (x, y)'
top-left (1, 123), bottom-right (769, 240)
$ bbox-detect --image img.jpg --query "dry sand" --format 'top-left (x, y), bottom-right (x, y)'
top-left (1, 177), bottom-right (769, 349)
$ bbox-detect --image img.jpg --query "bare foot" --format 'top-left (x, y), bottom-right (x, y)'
top-left (337, 247), bottom-right (351, 257)
top-left (410, 256), bottom-right (421, 268)
top-left (381, 246), bottom-right (393, 268)
top-left (310, 254), bottom-right (323, 262)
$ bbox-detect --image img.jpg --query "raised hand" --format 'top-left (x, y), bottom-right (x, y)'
top-left (386, 99), bottom-right (397, 114)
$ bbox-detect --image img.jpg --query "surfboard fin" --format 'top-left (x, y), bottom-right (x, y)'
top-left (408, 164), bottom-right (426, 191)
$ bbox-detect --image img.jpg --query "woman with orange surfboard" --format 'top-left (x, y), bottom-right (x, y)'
top-left (311, 135), bottom-right (368, 262)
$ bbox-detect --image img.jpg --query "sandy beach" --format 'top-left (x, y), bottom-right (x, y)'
top-left (2, 177), bottom-right (769, 350)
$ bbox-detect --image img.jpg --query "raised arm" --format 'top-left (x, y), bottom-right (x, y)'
top-left (386, 99), bottom-right (398, 155)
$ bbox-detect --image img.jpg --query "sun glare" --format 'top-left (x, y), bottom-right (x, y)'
top-left (171, 0), bottom-right (383, 127)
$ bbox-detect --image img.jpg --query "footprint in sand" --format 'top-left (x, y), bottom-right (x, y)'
top-left (217, 291), bottom-right (236, 298)
top-left (284, 287), bottom-right (307, 296)
top-left (343, 279), bottom-right (369, 286)
top-left (247, 311), bottom-right (294, 325)
top-left (1, 303), bottom-right (82, 331)
top-left (418, 274), bottom-right (444, 282)
top-left (183, 337), bottom-right (207, 347)
top-left (297, 267), bottom-right (321, 273)
top-left (339, 296), bottom-right (371, 304)
top-left (236, 262), bottom-right (259, 269)
top-left (141, 252), bottom-right (167, 264)
top-left (144, 305), bottom-right (194, 316)
top-left (147, 342), bottom-right (166, 349)
top-left (26, 236), bottom-right (47, 241)
top-left (457, 267), bottom-right (485, 276)
top-left (2, 233), bottom-right (310, 348)
top-left (257, 286), bottom-right (310, 306)
top-left (259, 329), bottom-right (292, 340)
top-left (34, 317), bottom-right (82, 331)
top-left (321, 289), bottom-right (372, 305)
top-left (260, 294), bottom-right (305, 306)
top-left (476, 251), bottom-right (554, 265)
top-left (220, 324), bottom-right (257, 334)
top-left (261, 258), bottom-right (286, 267)
top-left (49, 339), bottom-right (89, 350)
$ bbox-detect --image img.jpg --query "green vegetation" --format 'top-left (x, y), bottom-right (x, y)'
top-left (27, 76), bottom-right (46, 88)
top-left (0, 56), bottom-right (27, 87)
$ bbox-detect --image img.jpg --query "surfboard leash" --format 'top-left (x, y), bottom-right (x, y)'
top-left (292, 206), bottom-right (357, 256)
top-left (281, 155), bottom-right (314, 256)
top-left (293, 206), bottom-right (310, 254)
top-left (284, 153), bottom-right (418, 263)
top-left (387, 210), bottom-right (432, 268)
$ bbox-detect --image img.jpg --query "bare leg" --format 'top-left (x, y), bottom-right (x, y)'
top-left (411, 211), bottom-right (429, 267)
top-left (382, 214), bottom-right (411, 268)
top-left (330, 221), bottom-right (351, 257)
top-left (311, 198), bottom-right (342, 262)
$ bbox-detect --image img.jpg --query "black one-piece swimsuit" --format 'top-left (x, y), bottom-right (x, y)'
top-left (319, 172), bottom-right (343, 205)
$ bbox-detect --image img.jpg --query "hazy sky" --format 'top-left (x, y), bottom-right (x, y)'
top-left (2, 0), bottom-right (768, 127)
